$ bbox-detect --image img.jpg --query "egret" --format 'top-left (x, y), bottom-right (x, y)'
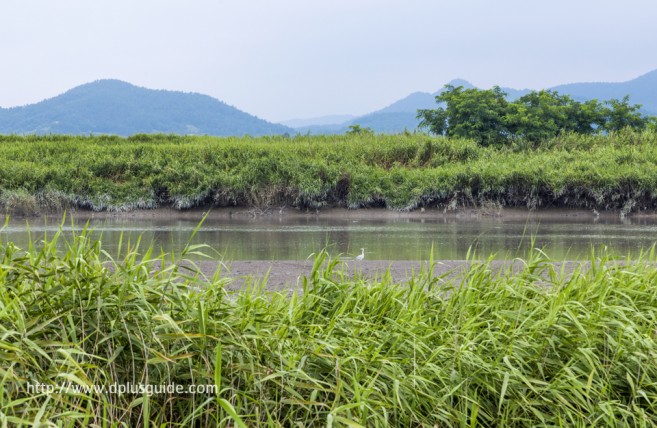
top-left (356, 248), bottom-right (365, 261)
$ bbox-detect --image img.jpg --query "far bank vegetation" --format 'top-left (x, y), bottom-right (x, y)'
top-left (1, 88), bottom-right (657, 216)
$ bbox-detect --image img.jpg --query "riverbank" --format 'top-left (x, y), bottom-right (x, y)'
top-left (7, 204), bottom-right (656, 222)
top-left (3, 131), bottom-right (657, 215)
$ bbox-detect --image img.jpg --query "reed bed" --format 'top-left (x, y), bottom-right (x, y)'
top-left (2, 130), bottom-right (657, 214)
top-left (1, 222), bottom-right (657, 426)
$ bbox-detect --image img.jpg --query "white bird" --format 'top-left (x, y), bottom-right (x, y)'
top-left (355, 248), bottom-right (365, 261)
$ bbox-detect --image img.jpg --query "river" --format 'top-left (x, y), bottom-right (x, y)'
top-left (2, 209), bottom-right (657, 260)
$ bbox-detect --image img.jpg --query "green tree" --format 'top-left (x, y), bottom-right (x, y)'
top-left (504, 90), bottom-right (569, 142)
top-left (602, 96), bottom-right (648, 132)
top-left (567, 99), bottom-right (607, 135)
top-left (505, 91), bottom-right (606, 142)
top-left (419, 85), bottom-right (653, 146)
top-left (417, 85), bottom-right (509, 146)
top-left (346, 124), bottom-right (374, 135)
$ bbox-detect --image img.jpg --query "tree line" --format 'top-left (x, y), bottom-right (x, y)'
top-left (417, 85), bottom-right (657, 146)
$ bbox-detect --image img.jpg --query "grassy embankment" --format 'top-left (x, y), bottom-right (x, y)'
top-left (1, 130), bottom-right (657, 215)
top-left (2, 223), bottom-right (657, 426)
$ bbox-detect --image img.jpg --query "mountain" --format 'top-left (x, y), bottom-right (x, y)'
top-left (339, 80), bottom-right (479, 132)
top-left (375, 92), bottom-right (438, 114)
top-left (5, 72), bottom-right (655, 137)
top-left (294, 79), bottom-right (500, 134)
top-left (293, 70), bottom-right (657, 134)
top-left (0, 79), bottom-right (292, 136)
top-left (281, 114), bottom-right (356, 128)
top-left (551, 69), bottom-right (657, 115)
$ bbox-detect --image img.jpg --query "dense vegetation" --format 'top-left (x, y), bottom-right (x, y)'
top-left (417, 85), bottom-right (657, 146)
top-left (2, 131), bottom-right (657, 214)
top-left (2, 226), bottom-right (657, 426)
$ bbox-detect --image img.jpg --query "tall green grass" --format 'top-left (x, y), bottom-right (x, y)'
top-left (2, 222), bottom-right (657, 426)
top-left (2, 130), bottom-right (657, 214)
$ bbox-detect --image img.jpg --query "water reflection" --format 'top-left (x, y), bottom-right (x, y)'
top-left (2, 212), bottom-right (657, 260)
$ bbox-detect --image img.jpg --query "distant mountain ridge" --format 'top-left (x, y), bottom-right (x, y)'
top-left (0, 79), bottom-right (292, 136)
top-left (295, 70), bottom-right (657, 134)
top-left (551, 69), bottom-right (657, 114)
top-left (281, 114), bottom-right (356, 128)
top-left (2, 71), bottom-right (656, 137)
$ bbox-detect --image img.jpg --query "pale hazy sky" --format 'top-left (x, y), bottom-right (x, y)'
top-left (1, 0), bottom-right (656, 122)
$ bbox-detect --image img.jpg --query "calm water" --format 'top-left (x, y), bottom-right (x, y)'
top-left (2, 211), bottom-right (657, 260)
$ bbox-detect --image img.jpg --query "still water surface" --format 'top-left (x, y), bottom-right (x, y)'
top-left (3, 211), bottom-right (657, 260)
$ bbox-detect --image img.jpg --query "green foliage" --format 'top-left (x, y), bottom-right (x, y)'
top-left (603, 95), bottom-right (648, 132)
top-left (3, 229), bottom-right (657, 426)
top-left (1, 132), bottom-right (657, 214)
top-left (346, 124), bottom-right (374, 135)
top-left (507, 90), bottom-right (602, 141)
top-left (418, 85), bottom-right (655, 145)
top-left (418, 85), bottom-right (510, 146)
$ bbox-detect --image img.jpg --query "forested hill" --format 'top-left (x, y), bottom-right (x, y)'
top-left (295, 70), bottom-right (657, 134)
top-left (0, 80), bottom-right (292, 136)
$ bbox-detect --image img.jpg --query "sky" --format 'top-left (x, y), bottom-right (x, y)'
top-left (1, 0), bottom-right (656, 122)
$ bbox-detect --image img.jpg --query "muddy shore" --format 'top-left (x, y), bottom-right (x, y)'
top-left (190, 259), bottom-right (589, 292)
top-left (17, 205), bottom-right (657, 222)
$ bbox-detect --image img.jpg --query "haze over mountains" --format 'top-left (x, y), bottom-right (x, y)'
top-left (0, 80), bottom-right (291, 136)
top-left (296, 69), bottom-right (657, 134)
top-left (0, 70), bottom-right (656, 136)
